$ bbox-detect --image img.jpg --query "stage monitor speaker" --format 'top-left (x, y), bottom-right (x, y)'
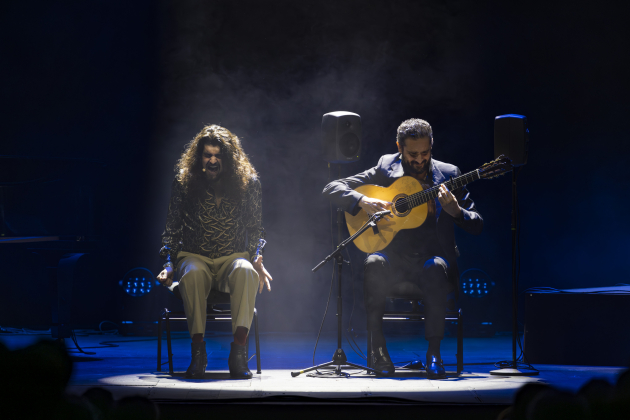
top-left (322, 111), bottom-right (361, 163)
top-left (494, 114), bottom-right (529, 166)
top-left (117, 267), bottom-right (165, 336)
top-left (524, 289), bottom-right (630, 366)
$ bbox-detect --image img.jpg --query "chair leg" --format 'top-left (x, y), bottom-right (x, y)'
top-left (157, 313), bottom-right (163, 372)
top-left (246, 329), bottom-right (250, 367)
top-left (253, 308), bottom-right (261, 374)
top-left (367, 331), bottom-right (373, 369)
top-left (165, 310), bottom-right (174, 375)
top-left (457, 308), bottom-right (463, 374)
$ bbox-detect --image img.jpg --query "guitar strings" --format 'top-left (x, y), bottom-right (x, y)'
top-left (393, 170), bottom-right (479, 209)
top-left (391, 160), bottom-right (508, 210)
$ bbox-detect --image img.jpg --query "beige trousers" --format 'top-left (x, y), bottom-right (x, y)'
top-left (175, 251), bottom-right (258, 336)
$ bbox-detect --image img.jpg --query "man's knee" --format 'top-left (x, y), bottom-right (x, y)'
top-left (179, 257), bottom-right (210, 285)
top-left (422, 257), bottom-right (451, 293)
top-left (364, 254), bottom-right (388, 277)
top-left (423, 257), bottom-right (449, 274)
top-left (230, 259), bottom-right (259, 286)
top-left (364, 254), bottom-right (390, 296)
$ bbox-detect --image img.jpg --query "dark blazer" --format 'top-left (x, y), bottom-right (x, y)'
top-left (322, 153), bottom-right (483, 294)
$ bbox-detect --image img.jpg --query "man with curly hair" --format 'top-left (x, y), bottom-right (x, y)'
top-left (157, 125), bottom-right (273, 379)
top-left (323, 118), bottom-right (483, 379)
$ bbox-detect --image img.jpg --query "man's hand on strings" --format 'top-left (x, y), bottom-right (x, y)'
top-left (157, 266), bottom-right (174, 287)
top-left (358, 196), bottom-right (393, 221)
top-left (437, 184), bottom-right (462, 218)
top-left (253, 255), bottom-right (273, 294)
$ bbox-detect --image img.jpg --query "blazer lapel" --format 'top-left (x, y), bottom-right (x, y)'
top-left (431, 159), bottom-right (446, 186)
top-left (431, 160), bottom-right (446, 218)
top-left (388, 153), bottom-right (404, 178)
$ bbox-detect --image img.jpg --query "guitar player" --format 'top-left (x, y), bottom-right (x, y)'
top-left (322, 118), bottom-right (483, 378)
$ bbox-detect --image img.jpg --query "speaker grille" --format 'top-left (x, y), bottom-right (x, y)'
top-left (339, 132), bottom-right (360, 158)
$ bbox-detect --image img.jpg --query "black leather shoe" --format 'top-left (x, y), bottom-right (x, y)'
top-left (426, 355), bottom-right (446, 379)
top-left (228, 342), bottom-right (252, 379)
top-left (372, 345), bottom-right (395, 376)
top-left (185, 341), bottom-right (207, 379)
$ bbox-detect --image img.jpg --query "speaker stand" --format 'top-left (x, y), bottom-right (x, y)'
top-left (490, 170), bottom-right (538, 376)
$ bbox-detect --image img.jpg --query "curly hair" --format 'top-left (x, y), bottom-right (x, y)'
top-left (396, 118), bottom-right (433, 147)
top-left (175, 125), bottom-right (258, 198)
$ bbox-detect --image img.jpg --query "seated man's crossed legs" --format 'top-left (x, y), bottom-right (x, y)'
top-left (177, 254), bottom-right (259, 379)
top-left (364, 252), bottom-right (452, 378)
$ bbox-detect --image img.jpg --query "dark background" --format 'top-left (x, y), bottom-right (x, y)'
top-left (1, 0), bottom-right (629, 334)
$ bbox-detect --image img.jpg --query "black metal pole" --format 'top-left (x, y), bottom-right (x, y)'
top-left (490, 166), bottom-right (538, 376)
top-left (511, 169), bottom-right (518, 366)
top-left (0, 187), bottom-right (6, 237)
top-left (336, 165), bottom-right (343, 352)
top-left (337, 208), bottom-right (343, 351)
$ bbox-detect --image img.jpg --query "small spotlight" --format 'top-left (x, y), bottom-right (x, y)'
top-left (459, 269), bottom-right (495, 299)
top-left (120, 268), bottom-right (156, 297)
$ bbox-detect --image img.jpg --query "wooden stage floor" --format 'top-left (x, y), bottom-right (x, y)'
top-left (1, 331), bottom-right (625, 406)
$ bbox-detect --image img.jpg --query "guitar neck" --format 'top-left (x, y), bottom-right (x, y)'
top-left (407, 169), bottom-right (480, 208)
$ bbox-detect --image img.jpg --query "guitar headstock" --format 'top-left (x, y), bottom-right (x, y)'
top-left (478, 155), bottom-right (513, 179)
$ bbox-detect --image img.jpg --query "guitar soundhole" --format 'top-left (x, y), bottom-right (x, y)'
top-left (392, 194), bottom-right (411, 217)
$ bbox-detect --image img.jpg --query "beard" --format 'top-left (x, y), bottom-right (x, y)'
top-left (402, 156), bottom-right (430, 176)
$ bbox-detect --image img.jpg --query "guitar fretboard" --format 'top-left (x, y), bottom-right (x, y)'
top-left (398, 170), bottom-right (480, 210)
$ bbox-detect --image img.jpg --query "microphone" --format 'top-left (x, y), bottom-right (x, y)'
top-left (373, 210), bottom-right (391, 218)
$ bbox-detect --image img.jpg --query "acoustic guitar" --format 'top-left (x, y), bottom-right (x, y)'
top-left (345, 155), bottom-right (513, 253)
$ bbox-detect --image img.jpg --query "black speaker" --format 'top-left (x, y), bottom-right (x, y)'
top-left (117, 267), bottom-right (163, 336)
top-left (322, 111), bottom-right (361, 163)
top-left (494, 114), bottom-right (529, 166)
top-left (525, 290), bottom-right (630, 366)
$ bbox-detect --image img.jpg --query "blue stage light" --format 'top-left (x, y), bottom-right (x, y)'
top-left (459, 269), bottom-right (495, 299)
top-left (119, 268), bottom-right (157, 297)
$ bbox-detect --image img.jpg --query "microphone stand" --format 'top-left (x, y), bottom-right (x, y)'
top-left (291, 209), bottom-right (391, 377)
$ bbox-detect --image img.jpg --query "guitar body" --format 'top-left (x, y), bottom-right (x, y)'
top-left (346, 176), bottom-right (428, 253)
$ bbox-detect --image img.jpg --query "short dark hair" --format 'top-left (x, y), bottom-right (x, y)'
top-left (396, 118), bottom-right (433, 147)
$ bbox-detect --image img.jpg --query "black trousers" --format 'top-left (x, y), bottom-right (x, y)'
top-left (364, 252), bottom-right (453, 340)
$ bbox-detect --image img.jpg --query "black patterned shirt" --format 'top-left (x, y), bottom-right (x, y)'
top-left (160, 177), bottom-right (264, 263)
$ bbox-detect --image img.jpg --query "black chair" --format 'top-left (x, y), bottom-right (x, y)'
top-left (157, 289), bottom-right (261, 374)
top-left (366, 283), bottom-right (464, 374)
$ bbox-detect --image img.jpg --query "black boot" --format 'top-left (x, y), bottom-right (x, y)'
top-left (228, 342), bottom-right (252, 379)
top-left (373, 345), bottom-right (395, 376)
top-left (371, 331), bottom-right (394, 376)
top-left (185, 341), bottom-right (207, 379)
top-left (426, 354), bottom-right (446, 379)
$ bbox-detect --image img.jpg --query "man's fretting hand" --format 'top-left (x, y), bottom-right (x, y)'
top-left (253, 255), bottom-right (273, 294)
top-left (437, 184), bottom-right (462, 218)
top-left (358, 196), bottom-right (392, 221)
top-left (157, 266), bottom-right (174, 287)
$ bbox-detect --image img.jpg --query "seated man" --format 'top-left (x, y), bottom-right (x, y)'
top-left (157, 125), bottom-right (273, 379)
top-left (322, 118), bottom-right (483, 378)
